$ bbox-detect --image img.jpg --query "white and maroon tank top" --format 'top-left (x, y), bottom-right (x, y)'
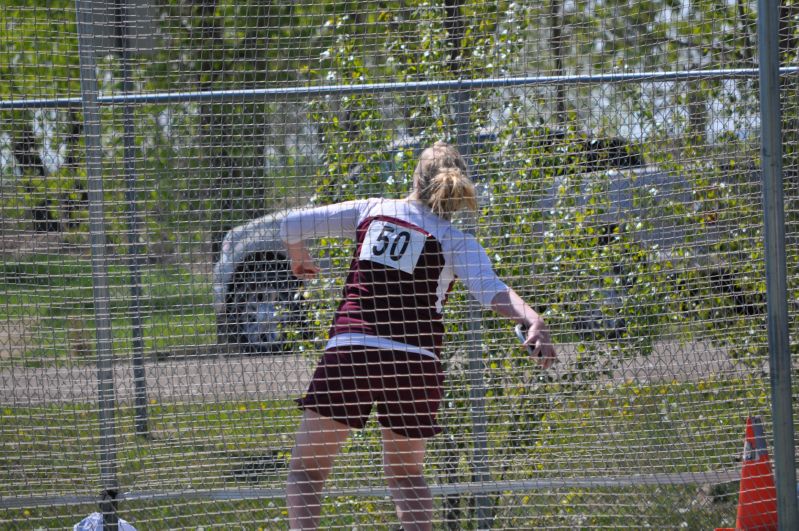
top-left (280, 198), bottom-right (508, 359)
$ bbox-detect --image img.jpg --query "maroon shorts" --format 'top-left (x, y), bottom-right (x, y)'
top-left (297, 346), bottom-right (445, 439)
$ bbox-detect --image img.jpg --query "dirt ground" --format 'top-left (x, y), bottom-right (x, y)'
top-left (0, 351), bottom-right (316, 406)
top-left (0, 340), bottom-right (759, 406)
top-left (0, 317), bottom-right (40, 361)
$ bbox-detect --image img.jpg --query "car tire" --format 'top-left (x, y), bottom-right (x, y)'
top-left (218, 251), bottom-right (304, 354)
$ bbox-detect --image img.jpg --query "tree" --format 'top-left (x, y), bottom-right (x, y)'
top-left (0, 0), bottom-right (85, 233)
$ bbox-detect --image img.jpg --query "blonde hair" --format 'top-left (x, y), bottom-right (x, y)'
top-left (411, 141), bottom-right (477, 219)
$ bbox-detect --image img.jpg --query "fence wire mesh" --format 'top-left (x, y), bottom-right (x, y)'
top-left (1, 0), bottom-right (797, 529)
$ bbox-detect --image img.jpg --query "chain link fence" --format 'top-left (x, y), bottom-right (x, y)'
top-left (1, 0), bottom-right (797, 528)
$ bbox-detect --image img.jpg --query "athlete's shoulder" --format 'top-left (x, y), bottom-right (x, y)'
top-left (438, 221), bottom-right (486, 255)
top-left (360, 197), bottom-right (402, 216)
top-left (332, 197), bottom-right (382, 224)
top-left (363, 198), bottom-right (421, 223)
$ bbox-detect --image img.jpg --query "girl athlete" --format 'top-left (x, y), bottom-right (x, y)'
top-left (281, 141), bottom-right (556, 530)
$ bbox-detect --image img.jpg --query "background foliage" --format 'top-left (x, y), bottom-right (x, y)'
top-left (0, 1), bottom-right (797, 527)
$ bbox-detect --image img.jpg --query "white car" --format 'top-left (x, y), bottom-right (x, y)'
top-left (212, 211), bottom-right (307, 354)
top-left (212, 135), bottom-right (761, 351)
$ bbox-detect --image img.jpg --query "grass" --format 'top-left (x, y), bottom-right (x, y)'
top-left (0, 377), bottom-right (767, 529)
top-left (0, 254), bottom-right (217, 365)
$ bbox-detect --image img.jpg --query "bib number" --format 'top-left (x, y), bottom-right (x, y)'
top-left (359, 220), bottom-right (426, 274)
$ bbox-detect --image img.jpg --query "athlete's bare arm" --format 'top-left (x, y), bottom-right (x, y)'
top-left (281, 201), bottom-right (366, 280)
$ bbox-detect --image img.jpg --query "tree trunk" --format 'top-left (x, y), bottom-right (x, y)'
top-left (12, 123), bottom-right (59, 232)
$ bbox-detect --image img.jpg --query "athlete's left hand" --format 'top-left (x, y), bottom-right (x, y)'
top-left (525, 317), bottom-right (557, 369)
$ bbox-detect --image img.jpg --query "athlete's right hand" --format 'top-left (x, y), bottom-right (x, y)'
top-left (286, 242), bottom-right (320, 280)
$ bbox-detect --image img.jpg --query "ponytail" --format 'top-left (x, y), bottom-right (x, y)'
top-left (412, 141), bottom-right (476, 219)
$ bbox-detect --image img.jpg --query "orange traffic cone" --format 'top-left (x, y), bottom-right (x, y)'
top-left (717, 416), bottom-right (778, 531)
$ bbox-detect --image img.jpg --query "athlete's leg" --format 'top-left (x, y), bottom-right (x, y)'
top-left (381, 427), bottom-right (433, 531)
top-left (286, 409), bottom-right (351, 530)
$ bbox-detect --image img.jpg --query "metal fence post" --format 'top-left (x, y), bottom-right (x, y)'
top-left (114, 0), bottom-right (149, 438)
top-left (757, 1), bottom-right (799, 529)
top-left (76, 0), bottom-right (120, 528)
top-left (452, 86), bottom-right (493, 529)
